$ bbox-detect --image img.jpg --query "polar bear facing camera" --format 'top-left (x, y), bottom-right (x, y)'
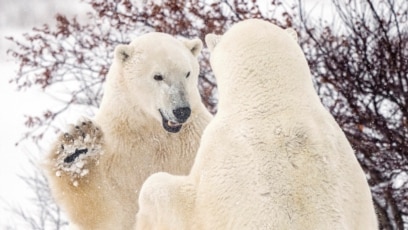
top-left (44, 32), bottom-right (212, 229)
top-left (136, 19), bottom-right (378, 229)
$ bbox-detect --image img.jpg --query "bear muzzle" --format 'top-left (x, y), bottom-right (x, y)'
top-left (159, 107), bottom-right (191, 133)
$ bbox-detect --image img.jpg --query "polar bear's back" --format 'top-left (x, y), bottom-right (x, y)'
top-left (191, 112), bottom-right (374, 229)
top-left (190, 19), bottom-right (378, 229)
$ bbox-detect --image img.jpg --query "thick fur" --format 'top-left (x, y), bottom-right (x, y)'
top-left (44, 32), bottom-right (212, 229)
top-left (136, 19), bottom-right (378, 230)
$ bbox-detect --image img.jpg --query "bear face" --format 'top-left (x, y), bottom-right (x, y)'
top-left (114, 33), bottom-right (202, 133)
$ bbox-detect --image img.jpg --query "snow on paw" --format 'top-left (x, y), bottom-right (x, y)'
top-left (53, 119), bottom-right (104, 186)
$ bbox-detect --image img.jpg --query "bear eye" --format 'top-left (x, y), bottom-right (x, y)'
top-left (186, 72), bottom-right (190, 79)
top-left (153, 74), bottom-right (164, 81)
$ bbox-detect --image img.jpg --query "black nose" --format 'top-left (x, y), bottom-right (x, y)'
top-left (173, 107), bottom-right (191, 123)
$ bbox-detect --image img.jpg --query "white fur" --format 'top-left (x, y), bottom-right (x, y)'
top-left (44, 32), bottom-right (211, 229)
top-left (136, 19), bottom-right (378, 230)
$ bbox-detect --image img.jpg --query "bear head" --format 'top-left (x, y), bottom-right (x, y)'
top-left (204, 19), bottom-right (313, 113)
top-left (112, 32), bottom-right (202, 133)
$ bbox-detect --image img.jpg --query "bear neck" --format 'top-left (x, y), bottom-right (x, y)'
top-left (213, 26), bottom-right (323, 118)
top-left (216, 57), bottom-right (321, 118)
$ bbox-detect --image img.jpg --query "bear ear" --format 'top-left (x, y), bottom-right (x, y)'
top-left (114, 44), bottom-right (132, 63)
top-left (205, 33), bottom-right (222, 52)
top-left (183, 38), bottom-right (203, 57)
top-left (285, 28), bottom-right (298, 42)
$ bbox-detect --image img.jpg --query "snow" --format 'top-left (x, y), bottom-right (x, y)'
top-left (0, 1), bottom-right (89, 228)
top-left (0, 35), bottom-right (50, 229)
top-left (392, 171), bottom-right (408, 189)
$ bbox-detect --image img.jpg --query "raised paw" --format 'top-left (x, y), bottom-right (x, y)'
top-left (53, 118), bottom-right (104, 186)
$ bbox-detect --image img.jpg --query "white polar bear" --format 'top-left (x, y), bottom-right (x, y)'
top-left (43, 32), bottom-right (212, 230)
top-left (136, 19), bottom-right (378, 230)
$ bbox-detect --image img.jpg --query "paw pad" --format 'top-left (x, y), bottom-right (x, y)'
top-left (54, 119), bottom-right (103, 186)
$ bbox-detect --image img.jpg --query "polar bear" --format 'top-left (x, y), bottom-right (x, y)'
top-left (43, 32), bottom-right (212, 230)
top-left (136, 19), bottom-right (378, 230)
